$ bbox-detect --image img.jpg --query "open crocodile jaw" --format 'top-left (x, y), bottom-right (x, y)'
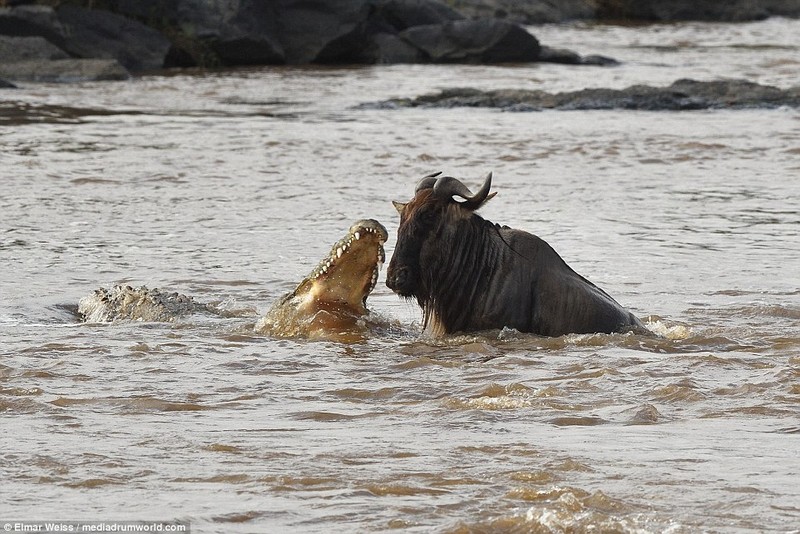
top-left (294, 219), bottom-right (388, 315)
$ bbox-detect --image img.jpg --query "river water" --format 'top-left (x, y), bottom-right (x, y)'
top-left (1, 17), bottom-right (799, 533)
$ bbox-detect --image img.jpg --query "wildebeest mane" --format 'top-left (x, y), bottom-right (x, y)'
top-left (416, 206), bottom-right (504, 334)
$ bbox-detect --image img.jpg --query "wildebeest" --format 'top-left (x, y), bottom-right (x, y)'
top-left (386, 172), bottom-right (648, 337)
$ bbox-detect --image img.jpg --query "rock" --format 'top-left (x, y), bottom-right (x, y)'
top-left (113, 0), bottom-right (368, 65)
top-left (363, 32), bottom-right (425, 63)
top-left (594, 0), bottom-right (800, 21)
top-left (0, 77), bottom-right (15, 88)
top-left (627, 403), bottom-right (662, 425)
top-left (581, 54), bottom-right (619, 66)
top-left (208, 8), bottom-right (285, 65)
top-left (668, 78), bottom-right (800, 107)
top-left (371, 0), bottom-right (464, 30)
top-left (400, 19), bottom-right (540, 63)
top-left (364, 79), bottom-right (800, 111)
top-left (0, 58), bottom-right (130, 83)
top-left (56, 5), bottom-right (171, 71)
top-left (451, 0), bottom-right (800, 22)
top-left (0, 35), bottom-right (69, 62)
top-left (198, 1), bottom-right (285, 65)
top-left (0, 5), bottom-right (67, 46)
top-left (538, 46), bottom-right (582, 65)
top-left (108, 0), bottom-right (277, 65)
top-left (278, 0), bottom-right (372, 64)
top-left (761, 0), bottom-right (800, 18)
top-left (102, 0), bottom-right (541, 66)
top-left (450, 0), bottom-right (596, 24)
top-left (538, 46), bottom-right (619, 66)
top-left (0, 2), bottom-right (608, 68)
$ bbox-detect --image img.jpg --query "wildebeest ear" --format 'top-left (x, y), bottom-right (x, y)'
top-left (392, 201), bottom-right (406, 215)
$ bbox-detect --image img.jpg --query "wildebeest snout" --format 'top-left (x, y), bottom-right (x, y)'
top-left (386, 265), bottom-right (412, 294)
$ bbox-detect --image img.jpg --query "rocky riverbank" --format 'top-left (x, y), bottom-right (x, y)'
top-left (0, 0), bottom-right (615, 84)
top-left (361, 79), bottom-right (800, 111)
top-left (2, 0), bottom-right (798, 85)
top-left (452, 0), bottom-right (800, 24)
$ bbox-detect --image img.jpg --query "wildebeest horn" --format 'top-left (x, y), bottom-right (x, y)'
top-left (415, 171), bottom-right (442, 193)
top-left (433, 172), bottom-right (495, 209)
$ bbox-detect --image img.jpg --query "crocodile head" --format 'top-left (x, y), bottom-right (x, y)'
top-left (258, 219), bottom-right (389, 339)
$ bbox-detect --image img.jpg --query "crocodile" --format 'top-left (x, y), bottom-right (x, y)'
top-left (78, 285), bottom-right (208, 323)
top-left (79, 219), bottom-right (389, 341)
top-left (255, 219), bottom-right (388, 341)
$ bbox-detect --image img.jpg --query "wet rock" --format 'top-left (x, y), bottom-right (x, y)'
top-left (0, 1), bottom-right (602, 69)
top-left (450, 0), bottom-right (595, 24)
top-left (55, 5), bottom-right (171, 71)
top-left (538, 46), bottom-right (618, 66)
top-left (115, 0), bottom-right (368, 65)
top-left (400, 19), bottom-right (540, 63)
top-left (365, 79), bottom-right (800, 111)
top-left (362, 32), bottom-right (425, 64)
top-left (0, 77), bottom-right (15, 88)
top-left (0, 4), bottom-right (166, 78)
top-left (207, 3), bottom-right (285, 65)
top-left (581, 54), bottom-right (619, 66)
top-left (0, 5), bottom-right (68, 47)
top-left (453, 0), bottom-right (800, 22)
top-left (538, 46), bottom-right (582, 65)
top-left (0, 58), bottom-right (130, 83)
top-left (594, 0), bottom-right (800, 22)
top-left (0, 35), bottom-right (69, 62)
top-left (89, 0), bottom-right (545, 66)
top-left (371, 0), bottom-right (465, 30)
top-left (627, 403), bottom-right (662, 425)
top-left (286, 0), bottom-right (373, 64)
top-left (105, 0), bottom-right (283, 66)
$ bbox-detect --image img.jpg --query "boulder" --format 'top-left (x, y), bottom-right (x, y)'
top-left (56, 5), bottom-right (172, 71)
top-left (208, 2), bottom-right (284, 65)
top-left (0, 5), bottom-right (68, 48)
top-left (594, 0), bottom-right (800, 21)
top-left (0, 1), bottom-right (600, 68)
top-left (449, 0), bottom-right (595, 24)
top-left (112, 0), bottom-right (286, 66)
top-left (362, 32), bottom-right (425, 63)
top-left (0, 77), bottom-right (15, 88)
top-left (109, 0), bottom-right (366, 65)
top-left (276, 0), bottom-right (372, 64)
top-left (365, 79), bottom-right (800, 111)
top-left (108, 0), bottom-right (470, 65)
top-left (0, 58), bottom-right (130, 83)
top-left (400, 19), bottom-right (540, 63)
top-left (0, 35), bottom-right (69, 62)
top-left (538, 46), bottom-right (581, 64)
top-left (324, 0), bottom-right (468, 64)
top-left (538, 46), bottom-right (618, 66)
top-left (370, 0), bottom-right (464, 30)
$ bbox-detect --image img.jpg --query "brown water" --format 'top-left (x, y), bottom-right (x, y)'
top-left (2, 18), bottom-right (799, 533)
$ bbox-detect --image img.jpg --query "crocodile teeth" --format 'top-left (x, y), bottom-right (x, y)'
top-left (354, 232), bottom-right (361, 240)
top-left (337, 247), bottom-right (343, 258)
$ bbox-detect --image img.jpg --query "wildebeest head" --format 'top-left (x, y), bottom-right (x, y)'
top-left (386, 172), bottom-right (496, 315)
